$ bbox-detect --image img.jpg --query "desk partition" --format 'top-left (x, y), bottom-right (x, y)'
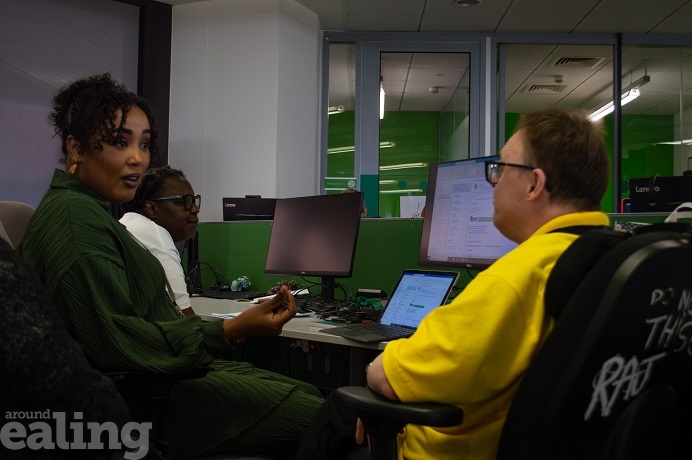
top-left (193, 214), bottom-right (669, 299)
top-left (194, 218), bottom-right (474, 298)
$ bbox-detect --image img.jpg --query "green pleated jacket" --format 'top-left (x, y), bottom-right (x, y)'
top-left (19, 170), bottom-right (310, 459)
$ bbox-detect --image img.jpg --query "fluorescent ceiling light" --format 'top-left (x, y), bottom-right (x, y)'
top-left (588, 74), bottom-right (650, 122)
top-left (657, 139), bottom-right (692, 145)
top-left (327, 141), bottom-right (396, 155)
top-left (380, 189), bottom-right (423, 194)
top-left (589, 88), bottom-right (640, 122)
top-left (380, 77), bottom-right (385, 120)
top-left (379, 162), bottom-right (428, 171)
top-left (328, 105), bottom-right (344, 115)
top-left (379, 179), bottom-right (397, 184)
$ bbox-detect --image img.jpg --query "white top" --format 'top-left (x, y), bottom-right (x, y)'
top-left (119, 212), bottom-right (191, 311)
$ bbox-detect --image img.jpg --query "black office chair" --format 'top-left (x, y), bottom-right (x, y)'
top-left (0, 200), bottom-right (35, 248)
top-left (334, 224), bottom-right (692, 459)
top-left (103, 367), bottom-right (210, 459)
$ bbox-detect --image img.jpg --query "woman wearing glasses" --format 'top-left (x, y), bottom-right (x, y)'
top-left (19, 74), bottom-right (323, 459)
top-left (120, 166), bottom-right (200, 316)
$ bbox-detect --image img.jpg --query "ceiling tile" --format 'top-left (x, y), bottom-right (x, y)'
top-left (347, 13), bottom-right (422, 31)
top-left (497, 14), bottom-right (583, 33)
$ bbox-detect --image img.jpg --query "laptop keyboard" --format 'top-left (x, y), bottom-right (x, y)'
top-left (334, 322), bottom-right (414, 338)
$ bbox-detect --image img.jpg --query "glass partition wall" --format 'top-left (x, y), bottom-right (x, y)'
top-left (323, 32), bottom-right (692, 217)
top-left (323, 34), bottom-right (482, 218)
top-left (618, 44), bottom-right (692, 212)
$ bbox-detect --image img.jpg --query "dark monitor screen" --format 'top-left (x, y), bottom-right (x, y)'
top-left (264, 192), bottom-right (363, 298)
top-left (419, 157), bottom-right (517, 270)
top-left (628, 175), bottom-right (692, 212)
top-left (222, 197), bottom-right (277, 221)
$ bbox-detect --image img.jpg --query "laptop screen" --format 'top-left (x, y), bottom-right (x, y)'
top-left (379, 270), bottom-right (458, 329)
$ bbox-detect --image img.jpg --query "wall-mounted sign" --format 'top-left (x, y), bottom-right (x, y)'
top-left (325, 177), bottom-right (357, 190)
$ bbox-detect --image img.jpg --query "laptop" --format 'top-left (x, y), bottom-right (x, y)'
top-left (321, 269), bottom-right (459, 342)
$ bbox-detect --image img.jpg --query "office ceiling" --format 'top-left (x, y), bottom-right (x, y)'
top-left (160, 0), bottom-right (692, 115)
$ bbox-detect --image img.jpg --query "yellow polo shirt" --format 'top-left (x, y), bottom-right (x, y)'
top-left (383, 211), bottom-right (610, 460)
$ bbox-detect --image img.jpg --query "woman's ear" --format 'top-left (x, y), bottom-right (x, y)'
top-left (143, 201), bottom-right (158, 220)
top-left (66, 135), bottom-right (82, 158)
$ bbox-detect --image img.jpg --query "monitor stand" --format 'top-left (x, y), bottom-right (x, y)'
top-left (320, 276), bottom-right (337, 301)
top-left (185, 231), bottom-right (204, 295)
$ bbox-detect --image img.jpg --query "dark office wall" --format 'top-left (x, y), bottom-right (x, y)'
top-left (114, 0), bottom-right (172, 165)
top-left (0, 0), bottom-right (140, 207)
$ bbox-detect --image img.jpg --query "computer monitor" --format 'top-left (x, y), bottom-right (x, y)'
top-left (222, 197), bottom-right (277, 221)
top-left (419, 157), bottom-right (517, 270)
top-left (264, 192), bottom-right (363, 299)
top-left (628, 175), bottom-right (692, 212)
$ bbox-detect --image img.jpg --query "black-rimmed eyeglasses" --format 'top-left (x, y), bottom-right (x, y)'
top-left (150, 194), bottom-right (201, 210)
top-left (484, 160), bottom-right (537, 186)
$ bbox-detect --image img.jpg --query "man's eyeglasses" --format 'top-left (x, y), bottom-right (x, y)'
top-left (150, 194), bottom-right (201, 210)
top-left (484, 160), bottom-right (537, 186)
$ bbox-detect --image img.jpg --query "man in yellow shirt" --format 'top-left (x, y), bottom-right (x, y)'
top-left (296, 107), bottom-right (610, 460)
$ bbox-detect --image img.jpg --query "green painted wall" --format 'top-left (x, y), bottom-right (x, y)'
top-left (329, 110), bottom-right (676, 216)
top-left (194, 213), bottom-right (669, 298)
top-left (328, 111), bottom-right (438, 218)
top-left (196, 219), bottom-right (473, 297)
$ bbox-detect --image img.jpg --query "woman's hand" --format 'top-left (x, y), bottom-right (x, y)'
top-left (222, 285), bottom-right (295, 342)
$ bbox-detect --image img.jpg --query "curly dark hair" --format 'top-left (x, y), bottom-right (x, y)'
top-left (49, 73), bottom-right (160, 165)
top-left (122, 165), bottom-right (186, 213)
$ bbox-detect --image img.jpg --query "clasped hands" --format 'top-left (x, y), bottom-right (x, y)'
top-left (222, 285), bottom-right (295, 343)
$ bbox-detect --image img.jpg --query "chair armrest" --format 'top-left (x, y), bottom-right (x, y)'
top-left (333, 386), bottom-right (463, 427)
top-left (333, 386), bottom-right (463, 459)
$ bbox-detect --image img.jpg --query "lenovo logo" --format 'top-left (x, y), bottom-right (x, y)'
top-left (634, 186), bottom-right (661, 193)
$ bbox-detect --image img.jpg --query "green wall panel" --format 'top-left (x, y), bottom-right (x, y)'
top-left (196, 220), bottom-right (473, 297)
top-left (328, 111), bottom-right (438, 218)
top-left (330, 110), bottom-right (676, 217)
top-left (194, 213), bottom-right (668, 301)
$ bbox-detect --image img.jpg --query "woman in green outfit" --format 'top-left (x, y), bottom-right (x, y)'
top-left (19, 73), bottom-right (323, 459)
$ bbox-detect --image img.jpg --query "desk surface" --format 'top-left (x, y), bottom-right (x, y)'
top-left (191, 296), bottom-right (387, 351)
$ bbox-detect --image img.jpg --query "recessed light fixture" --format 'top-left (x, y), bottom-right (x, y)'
top-left (453, 0), bottom-right (482, 6)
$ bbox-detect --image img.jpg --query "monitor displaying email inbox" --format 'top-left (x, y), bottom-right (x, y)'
top-left (419, 156), bottom-right (517, 270)
top-left (380, 270), bottom-right (458, 329)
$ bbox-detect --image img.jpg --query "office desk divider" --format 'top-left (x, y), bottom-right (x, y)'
top-left (191, 218), bottom-right (469, 297)
top-left (189, 215), bottom-right (669, 299)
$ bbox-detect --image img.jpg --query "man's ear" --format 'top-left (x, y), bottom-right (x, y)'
top-left (527, 168), bottom-right (549, 201)
top-left (143, 201), bottom-right (158, 220)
